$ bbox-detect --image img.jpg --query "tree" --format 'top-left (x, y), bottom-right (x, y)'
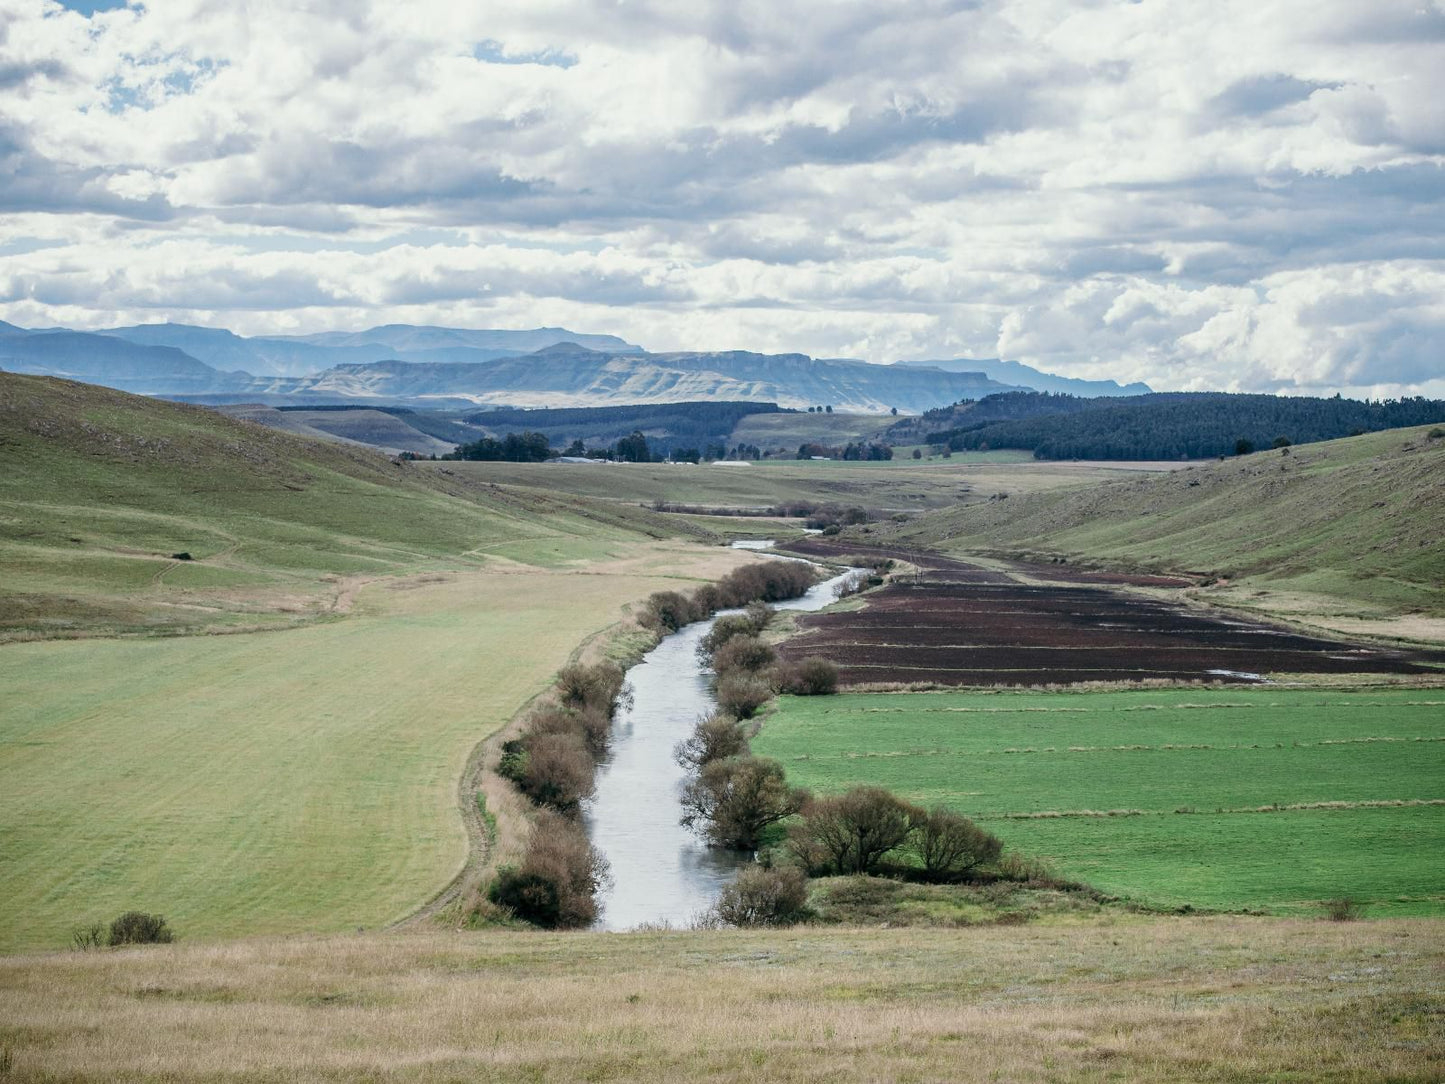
top-left (674, 712), bottom-right (749, 771)
top-left (680, 756), bottom-right (808, 850)
top-left (890, 407), bottom-right (898, 416)
top-left (789, 787), bottom-right (921, 875)
top-left (563, 438), bottom-right (586, 457)
top-left (825, 405), bottom-right (833, 414)
top-left (912, 807), bottom-right (1002, 880)
top-left (615, 430), bottom-right (652, 462)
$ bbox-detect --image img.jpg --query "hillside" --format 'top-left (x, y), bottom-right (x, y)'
top-left (878, 425), bottom-right (1445, 619)
top-left (0, 373), bottom-right (705, 639)
top-left (918, 391), bottom-right (1445, 460)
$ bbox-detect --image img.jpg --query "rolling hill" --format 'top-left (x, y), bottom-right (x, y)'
top-left (0, 373), bottom-right (708, 640)
top-left (877, 425), bottom-right (1445, 619)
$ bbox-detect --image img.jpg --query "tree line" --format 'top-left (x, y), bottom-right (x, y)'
top-left (922, 392), bottom-right (1445, 460)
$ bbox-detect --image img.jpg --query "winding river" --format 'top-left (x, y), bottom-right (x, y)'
top-left (587, 549), bottom-right (851, 930)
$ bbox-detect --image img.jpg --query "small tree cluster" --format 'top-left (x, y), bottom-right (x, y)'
top-left (489, 810), bottom-right (610, 928)
top-left (640, 561), bottom-right (816, 632)
top-left (490, 660), bottom-right (631, 927)
top-left (788, 788), bottom-right (1001, 881)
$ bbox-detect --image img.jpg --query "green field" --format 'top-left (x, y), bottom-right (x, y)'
top-left (437, 455), bottom-right (1152, 517)
top-left (0, 543), bottom-right (756, 954)
top-left (755, 687), bottom-right (1445, 915)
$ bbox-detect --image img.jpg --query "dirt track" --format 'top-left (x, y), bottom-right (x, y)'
top-left (779, 539), bottom-right (1445, 686)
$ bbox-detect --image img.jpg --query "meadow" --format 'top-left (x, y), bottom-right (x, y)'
top-left (754, 687), bottom-right (1445, 915)
top-left (1, 918), bottom-right (1441, 1082)
top-left (0, 542), bottom-right (760, 955)
top-left (438, 454), bottom-right (1157, 517)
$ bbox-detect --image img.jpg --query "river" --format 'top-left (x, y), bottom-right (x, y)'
top-left (586, 548), bottom-right (851, 930)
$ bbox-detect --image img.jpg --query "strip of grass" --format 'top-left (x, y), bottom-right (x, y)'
top-left (754, 687), bottom-right (1445, 915)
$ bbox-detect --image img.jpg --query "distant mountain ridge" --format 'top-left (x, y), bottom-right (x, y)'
top-left (94, 322), bottom-right (643, 376)
top-left (899, 357), bottom-right (1151, 397)
top-left (1, 318), bottom-right (1151, 413)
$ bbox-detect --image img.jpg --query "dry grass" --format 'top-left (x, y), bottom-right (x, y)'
top-left (0, 918), bottom-right (1440, 1081)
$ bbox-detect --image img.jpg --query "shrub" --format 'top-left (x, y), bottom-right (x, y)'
top-left (997, 851), bottom-right (1060, 885)
top-left (680, 756), bottom-right (809, 850)
top-left (107, 911), bottom-right (173, 946)
top-left (713, 865), bottom-right (810, 927)
top-left (489, 868), bottom-right (561, 927)
top-left (715, 673), bottom-right (773, 719)
top-left (491, 810), bottom-right (610, 928)
top-left (674, 712), bottom-right (750, 771)
top-left (556, 661), bottom-right (628, 717)
top-left (789, 787), bottom-right (921, 875)
top-left (743, 600), bottom-right (772, 631)
top-left (516, 731), bottom-right (594, 813)
top-left (71, 922), bottom-right (106, 951)
top-left (697, 614), bottom-right (758, 662)
top-left (1323, 897), bottom-right (1364, 922)
top-left (779, 657), bottom-right (838, 695)
top-left (644, 590), bottom-right (698, 632)
top-left (711, 635), bottom-right (776, 675)
top-left (913, 807), bottom-right (1002, 880)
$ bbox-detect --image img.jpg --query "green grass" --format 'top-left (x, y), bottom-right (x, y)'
top-left (0, 549), bottom-right (746, 954)
top-left (880, 426), bottom-right (1445, 615)
top-left (755, 687), bottom-right (1445, 915)
top-left (0, 375), bottom-right (709, 638)
top-left (438, 455), bottom-right (1139, 518)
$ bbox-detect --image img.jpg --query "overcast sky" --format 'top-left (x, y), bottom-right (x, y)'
top-left (2, 0), bottom-right (1443, 396)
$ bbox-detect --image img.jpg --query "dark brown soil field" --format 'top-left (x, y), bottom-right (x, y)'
top-left (779, 540), bottom-right (1445, 687)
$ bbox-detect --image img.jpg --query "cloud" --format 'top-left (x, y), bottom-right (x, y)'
top-left (0, 0), bottom-right (1440, 395)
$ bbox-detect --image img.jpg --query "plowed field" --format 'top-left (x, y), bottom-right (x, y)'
top-left (779, 540), bottom-right (1445, 686)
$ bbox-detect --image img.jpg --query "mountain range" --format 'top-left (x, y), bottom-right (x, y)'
top-left (0, 320), bottom-right (1149, 413)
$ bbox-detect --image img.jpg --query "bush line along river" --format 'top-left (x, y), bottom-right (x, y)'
top-left (587, 548), bottom-right (851, 929)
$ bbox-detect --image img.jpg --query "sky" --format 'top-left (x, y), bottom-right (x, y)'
top-left (1, 0), bottom-right (1443, 397)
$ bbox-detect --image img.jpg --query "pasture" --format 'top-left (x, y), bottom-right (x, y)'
top-left (437, 455), bottom-right (1162, 518)
top-left (2, 918), bottom-right (1441, 1082)
top-left (754, 687), bottom-right (1445, 915)
top-left (0, 543), bottom-right (753, 954)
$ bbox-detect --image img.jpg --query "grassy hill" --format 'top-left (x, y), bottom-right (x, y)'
top-left (0, 374), bottom-right (706, 639)
top-left (878, 425), bottom-right (1445, 619)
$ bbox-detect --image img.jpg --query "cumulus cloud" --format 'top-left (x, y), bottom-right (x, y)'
top-left (0, 0), bottom-right (1440, 394)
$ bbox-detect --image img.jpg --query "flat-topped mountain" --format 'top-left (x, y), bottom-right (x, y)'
top-left (898, 357), bottom-right (1152, 396)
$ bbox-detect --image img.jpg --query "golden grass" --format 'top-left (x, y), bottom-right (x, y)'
top-left (0, 918), bottom-right (1440, 1081)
